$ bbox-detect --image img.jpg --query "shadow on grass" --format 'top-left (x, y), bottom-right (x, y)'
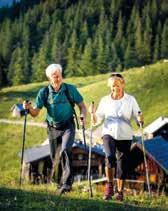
top-left (0, 186), bottom-right (159, 211)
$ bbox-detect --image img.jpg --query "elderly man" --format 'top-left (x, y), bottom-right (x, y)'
top-left (24, 64), bottom-right (87, 194)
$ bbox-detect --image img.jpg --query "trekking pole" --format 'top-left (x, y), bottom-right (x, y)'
top-left (19, 109), bottom-right (27, 186)
top-left (80, 115), bottom-right (87, 151)
top-left (87, 101), bottom-right (94, 198)
top-left (138, 112), bottom-right (151, 195)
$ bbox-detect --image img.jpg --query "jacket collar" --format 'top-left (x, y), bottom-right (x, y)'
top-left (48, 83), bottom-right (66, 93)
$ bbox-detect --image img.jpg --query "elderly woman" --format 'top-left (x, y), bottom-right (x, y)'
top-left (90, 73), bottom-right (143, 201)
top-left (24, 64), bottom-right (87, 194)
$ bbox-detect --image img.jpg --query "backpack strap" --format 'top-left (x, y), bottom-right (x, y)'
top-left (43, 84), bottom-right (79, 129)
top-left (64, 83), bottom-right (79, 129)
top-left (43, 86), bottom-right (49, 107)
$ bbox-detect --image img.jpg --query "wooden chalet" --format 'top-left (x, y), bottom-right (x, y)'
top-left (94, 117), bottom-right (168, 193)
top-left (143, 116), bottom-right (168, 140)
top-left (129, 116), bottom-right (168, 192)
top-left (21, 139), bottom-right (105, 184)
top-left (129, 136), bottom-right (168, 192)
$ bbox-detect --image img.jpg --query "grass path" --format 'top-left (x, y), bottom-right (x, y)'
top-left (0, 118), bottom-right (47, 127)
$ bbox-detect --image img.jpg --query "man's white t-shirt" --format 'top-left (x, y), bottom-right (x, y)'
top-left (96, 93), bottom-right (141, 140)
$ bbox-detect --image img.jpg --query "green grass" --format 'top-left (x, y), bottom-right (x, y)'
top-left (0, 61), bottom-right (168, 210)
top-left (1, 61), bottom-right (168, 125)
top-left (0, 124), bottom-right (47, 186)
top-left (0, 185), bottom-right (168, 210)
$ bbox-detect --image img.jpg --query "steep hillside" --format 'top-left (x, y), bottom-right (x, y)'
top-left (0, 61), bottom-right (168, 126)
top-left (80, 61), bottom-right (168, 125)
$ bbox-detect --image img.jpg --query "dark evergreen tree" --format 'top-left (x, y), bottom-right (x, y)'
top-left (114, 12), bottom-right (124, 60)
top-left (135, 14), bottom-right (143, 65)
top-left (110, 42), bottom-right (120, 71)
top-left (110, 0), bottom-right (122, 22)
top-left (161, 20), bottom-right (168, 59)
top-left (124, 40), bottom-right (138, 68)
top-left (160, 0), bottom-right (168, 23)
top-left (153, 20), bottom-right (162, 62)
top-left (0, 55), bottom-right (6, 87)
top-left (153, 34), bottom-right (160, 63)
top-left (142, 14), bottom-right (152, 64)
top-left (8, 46), bottom-right (24, 85)
top-left (79, 38), bottom-right (94, 76)
top-left (79, 21), bottom-right (88, 48)
top-left (32, 32), bottom-right (50, 82)
top-left (37, 12), bottom-right (50, 35)
top-left (96, 35), bottom-right (107, 73)
top-left (104, 29), bottom-right (113, 72)
top-left (1, 19), bottom-right (13, 63)
top-left (0, 0), bottom-right (167, 87)
top-left (50, 21), bottom-right (63, 64)
top-left (150, 0), bottom-right (158, 28)
top-left (21, 23), bottom-right (31, 83)
top-left (97, 5), bottom-right (108, 38)
top-left (66, 30), bottom-right (80, 76)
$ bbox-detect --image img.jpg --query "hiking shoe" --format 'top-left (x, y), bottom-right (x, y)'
top-left (58, 184), bottom-right (71, 195)
top-left (56, 184), bottom-right (62, 190)
top-left (115, 191), bottom-right (124, 201)
top-left (103, 182), bottom-right (114, 200)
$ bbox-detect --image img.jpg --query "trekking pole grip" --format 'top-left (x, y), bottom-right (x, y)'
top-left (91, 101), bottom-right (94, 116)
top-left (91, 101), bottom-right (94, 112)
top-left (138, 111), bottom-right (143, 129)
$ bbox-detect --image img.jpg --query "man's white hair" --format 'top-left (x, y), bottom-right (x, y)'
top-left (45, 64), bottom-right (62, 78)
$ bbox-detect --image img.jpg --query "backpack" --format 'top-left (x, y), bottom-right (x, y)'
top-left (43, 83), bottom-right (79, 129)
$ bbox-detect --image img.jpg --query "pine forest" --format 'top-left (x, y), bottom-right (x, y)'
top-left (0, 0), bottom-right (168, 87)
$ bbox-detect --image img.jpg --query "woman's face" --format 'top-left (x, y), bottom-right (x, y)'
top-left (108, 78), bottom-right (125, 99)
top-left (49, 69), bottom-right (63, 90)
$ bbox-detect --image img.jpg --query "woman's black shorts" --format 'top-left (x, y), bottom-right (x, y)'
top-left (103, 134), bottom-right (132, 180)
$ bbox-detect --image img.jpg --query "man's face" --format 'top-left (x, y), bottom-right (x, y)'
top-left (49, 69), bottom-right (63, 88)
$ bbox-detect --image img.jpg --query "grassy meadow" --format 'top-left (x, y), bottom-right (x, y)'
top-left (0, 61), bottom-right (168, 210)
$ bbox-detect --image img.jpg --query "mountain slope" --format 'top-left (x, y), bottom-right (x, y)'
top-left (0, 61), bottom-right (168, 126)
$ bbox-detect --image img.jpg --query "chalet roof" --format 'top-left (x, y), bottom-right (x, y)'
top-left (11, 103), bottom-right (25, 117)
top-left (23, 144), bottom-right (50, 164)
top-left (136, 136), bottom-right (168, 174)
top-left (73, 140), bottom-right (104, 156)
top-left (144, 116), bottom-right (168, 134)
top-left (22, 140), bottom-right (104, 163)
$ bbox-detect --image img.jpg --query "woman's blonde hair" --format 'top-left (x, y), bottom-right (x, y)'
top-left (108, 73), bottom-right (125, 86)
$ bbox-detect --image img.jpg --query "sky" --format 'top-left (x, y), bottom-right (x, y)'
top-left (0, 0), bottom-right (20, 7)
